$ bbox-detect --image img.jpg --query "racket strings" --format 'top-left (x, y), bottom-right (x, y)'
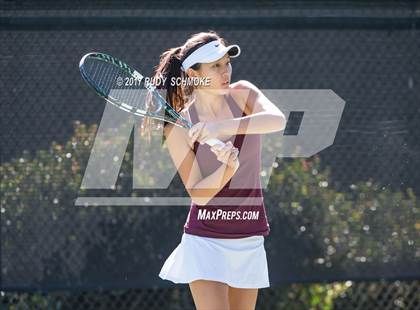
top-left (97, 63), bottom-right (112, 94)
top-left (86, 59), bottom-right (144, 111)
top-left (81, 54), bottom-right (185, 127)
top-left (85, 59), bottom-right (118, 96)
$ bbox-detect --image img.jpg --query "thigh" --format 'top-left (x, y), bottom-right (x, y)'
top-left (189, 279), bottom-right (230, 310)
top-left (228, 286), bottom-right (259, 310)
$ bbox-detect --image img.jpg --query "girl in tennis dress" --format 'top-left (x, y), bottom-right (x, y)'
top-left (146, 31), bottom-right (286, 310)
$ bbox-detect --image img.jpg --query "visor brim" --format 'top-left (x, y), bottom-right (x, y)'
top-left (199, 44), bottom-right (241, 64)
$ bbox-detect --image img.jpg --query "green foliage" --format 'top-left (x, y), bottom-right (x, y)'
top-left (1, 121), bottom-right (418, 309)
top-left (265, 156), bottom-right (418, 270)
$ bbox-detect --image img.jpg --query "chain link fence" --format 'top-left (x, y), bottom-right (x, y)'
top-left (1, 1), bottom-right (419, 309)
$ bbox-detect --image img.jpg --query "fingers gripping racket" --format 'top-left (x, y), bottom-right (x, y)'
top-left (79, 52), bottom-right (225, 148)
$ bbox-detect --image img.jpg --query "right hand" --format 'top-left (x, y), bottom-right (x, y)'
top-left (210, 141), bottom-right (240, 170)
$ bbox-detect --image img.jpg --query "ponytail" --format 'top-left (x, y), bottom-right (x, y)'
top-left (157, 46), bottom-right (186, 116)
top-left (139, 31), bottom-right (224, 144)
top-left (140, 46), bottom-right (187, 144)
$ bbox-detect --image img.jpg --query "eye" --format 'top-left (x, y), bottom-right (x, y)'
top-left (213, 63), bottom-right (220, 68)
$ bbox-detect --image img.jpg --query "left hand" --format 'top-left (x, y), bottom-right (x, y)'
top-left (188, 121), bottom-right (223, 145)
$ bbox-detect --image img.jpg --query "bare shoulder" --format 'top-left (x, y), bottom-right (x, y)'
top-left (229, 80), bottom-right (260, 116)
top-left (230, 80), bottom-right (259, 91)
top-left (164, 122), bottom-right (193, 150)
top-left (164, 122), bottom-right (187, 140)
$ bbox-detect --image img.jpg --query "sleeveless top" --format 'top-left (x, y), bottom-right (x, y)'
top-left (183, 93), bottom-right (270, 239)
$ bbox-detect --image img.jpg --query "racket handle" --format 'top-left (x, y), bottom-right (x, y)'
top-left (205, 138), bottom-right (225, 147)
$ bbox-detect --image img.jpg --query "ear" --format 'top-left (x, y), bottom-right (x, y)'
top-left (186, 68), bottom-right (199, 78)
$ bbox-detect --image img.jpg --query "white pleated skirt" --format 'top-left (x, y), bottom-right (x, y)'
top-left (159, 232), bottom-right (270, 289)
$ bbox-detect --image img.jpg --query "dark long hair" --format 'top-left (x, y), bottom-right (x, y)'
top-left (140, 30), bottom-right (228, 142)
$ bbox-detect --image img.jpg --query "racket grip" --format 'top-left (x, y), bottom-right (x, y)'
top-left (205, 138), bottom-right (225, 147)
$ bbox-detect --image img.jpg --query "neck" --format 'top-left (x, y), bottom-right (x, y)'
top-left (192, 89), bottom-right (226, 116)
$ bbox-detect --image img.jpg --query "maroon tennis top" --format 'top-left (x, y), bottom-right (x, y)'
top-left (183, 92), bottom-right (270, 239)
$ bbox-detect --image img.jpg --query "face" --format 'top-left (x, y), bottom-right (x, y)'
top-left (187, 53), bottom-right (232, 95)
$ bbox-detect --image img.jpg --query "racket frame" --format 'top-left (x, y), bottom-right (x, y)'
top-left (79, 52), bottom-right (224, 147)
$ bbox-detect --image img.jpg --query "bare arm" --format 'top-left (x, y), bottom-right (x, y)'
top-left (187, 81), bottom-right (286, 146)
top-left (164, 124), bottom-right (239, 206)
top-left (219, 80), bottom-right (287, 135)
top-left (219, 111), bottom-right (286, 136)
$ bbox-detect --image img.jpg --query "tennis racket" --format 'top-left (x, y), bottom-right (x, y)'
top-left (78, 52), bottom-right (225, 147)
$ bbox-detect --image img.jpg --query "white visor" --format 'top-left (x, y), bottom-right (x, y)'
top-left (181, 40), bottom-right (241, 72)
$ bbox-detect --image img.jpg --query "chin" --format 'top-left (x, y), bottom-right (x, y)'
top-left (219, 83), bottom-right (230, 91)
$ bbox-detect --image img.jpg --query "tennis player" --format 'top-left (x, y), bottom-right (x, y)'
top-left (151, 31), bottom-right (286, 310)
